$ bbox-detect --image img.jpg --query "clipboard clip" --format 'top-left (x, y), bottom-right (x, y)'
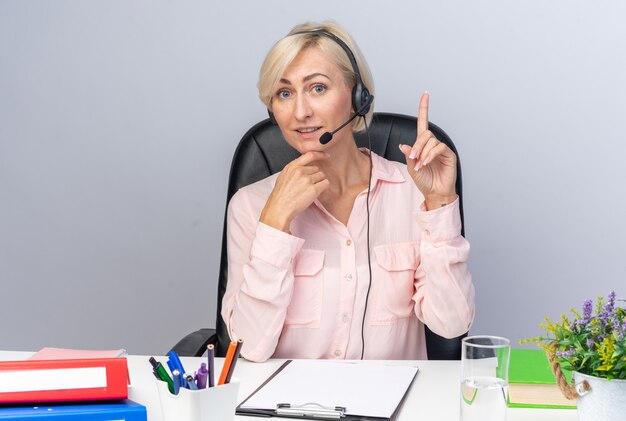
top-left (276, 402), bottom-right (346, 419)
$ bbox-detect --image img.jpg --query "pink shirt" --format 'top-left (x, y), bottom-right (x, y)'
top-left (222, 151), bottom-right (475, 362)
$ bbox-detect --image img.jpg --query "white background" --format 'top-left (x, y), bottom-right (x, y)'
top-left (1, 0), bottom-right (625, 354)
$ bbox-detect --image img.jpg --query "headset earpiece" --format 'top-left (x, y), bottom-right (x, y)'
top-left (352, 80), bottom-right (372, 116)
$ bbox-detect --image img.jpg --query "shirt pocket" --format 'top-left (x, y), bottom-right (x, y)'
top-left (369, 242), bottom-right (420, 324)
top-left (284, 248), bottom-right (325, 328)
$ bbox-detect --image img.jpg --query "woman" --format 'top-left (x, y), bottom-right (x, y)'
top-left (222, 21), bottom-right (475, 362)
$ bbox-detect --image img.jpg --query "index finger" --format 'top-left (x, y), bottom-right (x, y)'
top-left (417, 91), bottom-right (429, 135)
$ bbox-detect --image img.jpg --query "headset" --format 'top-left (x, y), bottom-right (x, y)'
top-left (267, 29), bottom-right (374, 145)
top-left (268, 29), bottom-right (375, 360)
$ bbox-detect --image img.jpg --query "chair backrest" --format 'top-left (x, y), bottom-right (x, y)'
top-left (215, 112), bottom-right (466, 359)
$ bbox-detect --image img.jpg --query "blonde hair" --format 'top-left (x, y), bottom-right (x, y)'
top-left (258, 21), bottom-right (374, 132)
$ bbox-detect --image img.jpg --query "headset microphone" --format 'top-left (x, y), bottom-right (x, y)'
top-left (319, 94), bottom-right (374, 145)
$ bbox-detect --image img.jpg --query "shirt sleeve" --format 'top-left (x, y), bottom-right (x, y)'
top-left (221, 190), bottom-right (305, 362)
top-left (412, 197), bottom-right (475, 338)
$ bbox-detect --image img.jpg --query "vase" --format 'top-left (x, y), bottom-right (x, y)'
top-left (573, 371), bottom-right (626, 421)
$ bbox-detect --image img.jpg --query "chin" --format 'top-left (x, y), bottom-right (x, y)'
top-left (287, 137), bottom-right (326, 154)
top-left (298, 143), bottom-right (326, 154)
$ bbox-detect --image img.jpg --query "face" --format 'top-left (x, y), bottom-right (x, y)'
top-left (270, 47), bottom-right (353, 153)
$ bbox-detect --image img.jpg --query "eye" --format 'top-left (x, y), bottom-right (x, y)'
top-left (276, 90), bottom-right (291, 99)
top-left (312, 84), bottom-right (326, 94)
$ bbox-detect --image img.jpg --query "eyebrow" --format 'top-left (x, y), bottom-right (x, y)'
top-left (279, 72), bottom-right (331, 85)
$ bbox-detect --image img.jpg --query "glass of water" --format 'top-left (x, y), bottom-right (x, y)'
top-left (460, 335), bottom-right (510, 421)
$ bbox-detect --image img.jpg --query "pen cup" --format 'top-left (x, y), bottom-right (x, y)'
top-left (155, 378), bottom-right (240, 421)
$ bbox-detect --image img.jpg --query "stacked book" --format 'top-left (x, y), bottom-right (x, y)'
top-left (507, 348), bottom-right (576, 409)
top-left (0, 348), bottom-right (147, 420)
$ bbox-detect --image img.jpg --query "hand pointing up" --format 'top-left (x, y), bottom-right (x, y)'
top-left (399, 92), bottom-right (458, 210)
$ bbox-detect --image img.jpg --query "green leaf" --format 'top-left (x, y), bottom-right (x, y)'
top-left (581, 355), bottom-right (591, 367)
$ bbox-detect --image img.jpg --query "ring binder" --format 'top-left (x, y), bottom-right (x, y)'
top-left (276, 403), bottom-right (346, 419)
top-left (0, 358), bottom-right (129, 404)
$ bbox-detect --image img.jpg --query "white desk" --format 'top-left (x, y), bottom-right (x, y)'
top-left (1, 351), bottom-right (577, 421)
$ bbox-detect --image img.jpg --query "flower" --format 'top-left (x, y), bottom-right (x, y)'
top-left (556, 349), bottom-right (575, 358)
top-left (616, 319), bottom-right (626, 341)
top-left (599, 291), bottom-right (616, 325)
top-left (523, 291), bottom-right (626, 380)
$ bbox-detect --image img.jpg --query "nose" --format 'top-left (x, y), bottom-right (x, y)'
top-left (293, 93), bottom-right (313, 121)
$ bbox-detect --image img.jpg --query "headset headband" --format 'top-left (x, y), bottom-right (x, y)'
top-left (289, 28), bottom-right (372, 116)
top-left (291, 29), bottom-right (364, 84)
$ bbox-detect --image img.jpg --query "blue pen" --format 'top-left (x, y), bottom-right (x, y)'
top-left (172, 369), bottom-right (181, 395)
top-left (168, 351), bottom-right (188, 388)
top-left (166, 360), bottom-right (185, 388)
top-left (166, 359), bottom-right (176, 374)
top-left (185, 372), bottom-right (198, 390)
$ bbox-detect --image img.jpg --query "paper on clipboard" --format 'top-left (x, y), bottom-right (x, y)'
top-left (238, 360), bottom-right (419, 420)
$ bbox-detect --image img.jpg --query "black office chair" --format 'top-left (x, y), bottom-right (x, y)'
top-left (171, 112), bottom-right (467, 360)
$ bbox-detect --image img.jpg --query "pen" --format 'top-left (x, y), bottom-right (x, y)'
top-left (168, 351), bottom-right (187, 388)
top-left (172, 369), bottom-right (181, 395)
top-left (207, 344), bottom-right (215, 388)
top-left (225, 339), bottom-right (243, 384)
top-left (185, 372), bottom-right (198, 390)
top-left (218, 341), bottom-right (237, 386)
top-left (167, 360), bottom-right (186, 387)
top-left (196, 363), bottom-right (208, 389)
top-left (149, 357), bottom-right (175, 394)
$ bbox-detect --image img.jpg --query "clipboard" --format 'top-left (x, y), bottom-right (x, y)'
top-left (236, 360), bottom-right (419, 421)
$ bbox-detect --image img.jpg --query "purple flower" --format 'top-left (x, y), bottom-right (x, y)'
top-left (615, 319), bottom-right (626, 340)
top-left (574, 299), bottom-right (594, 331)
top-left (582, 299), bottom-right (593, 321)
top-left (556, 349), bottom-right (575, 358)
top-left (586, 338), bottom-right (595, 349)
top-left (600, 291), bottom-right (616, 325)
top-left (608, 290), bottom-right (616, 305)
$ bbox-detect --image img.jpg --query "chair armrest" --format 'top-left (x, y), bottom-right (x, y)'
top-left (169, 328), bottom-right (217, 357)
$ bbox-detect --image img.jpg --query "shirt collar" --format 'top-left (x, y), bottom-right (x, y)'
top-left (363, 148), bottom-right (406, 184)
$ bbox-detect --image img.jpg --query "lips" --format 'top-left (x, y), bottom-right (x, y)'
top-left (293, 126), bottom-right (323, 140)
top-left (295, 127), bottom-right (321, 134)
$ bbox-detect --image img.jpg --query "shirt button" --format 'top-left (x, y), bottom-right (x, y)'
top-left (424, 229), bottom-right (430, 236)
top-left (342, 315), bottom-right (349, 323)
top-left (345, 273), bottom-right (353, 281)
top-left (334, 350), bottom-right (341, 357)
top-left (346, 239), bottom-right (352, 246)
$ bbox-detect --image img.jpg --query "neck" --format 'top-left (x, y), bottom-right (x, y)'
top-left (317, 134), bottom-right (371, 195)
